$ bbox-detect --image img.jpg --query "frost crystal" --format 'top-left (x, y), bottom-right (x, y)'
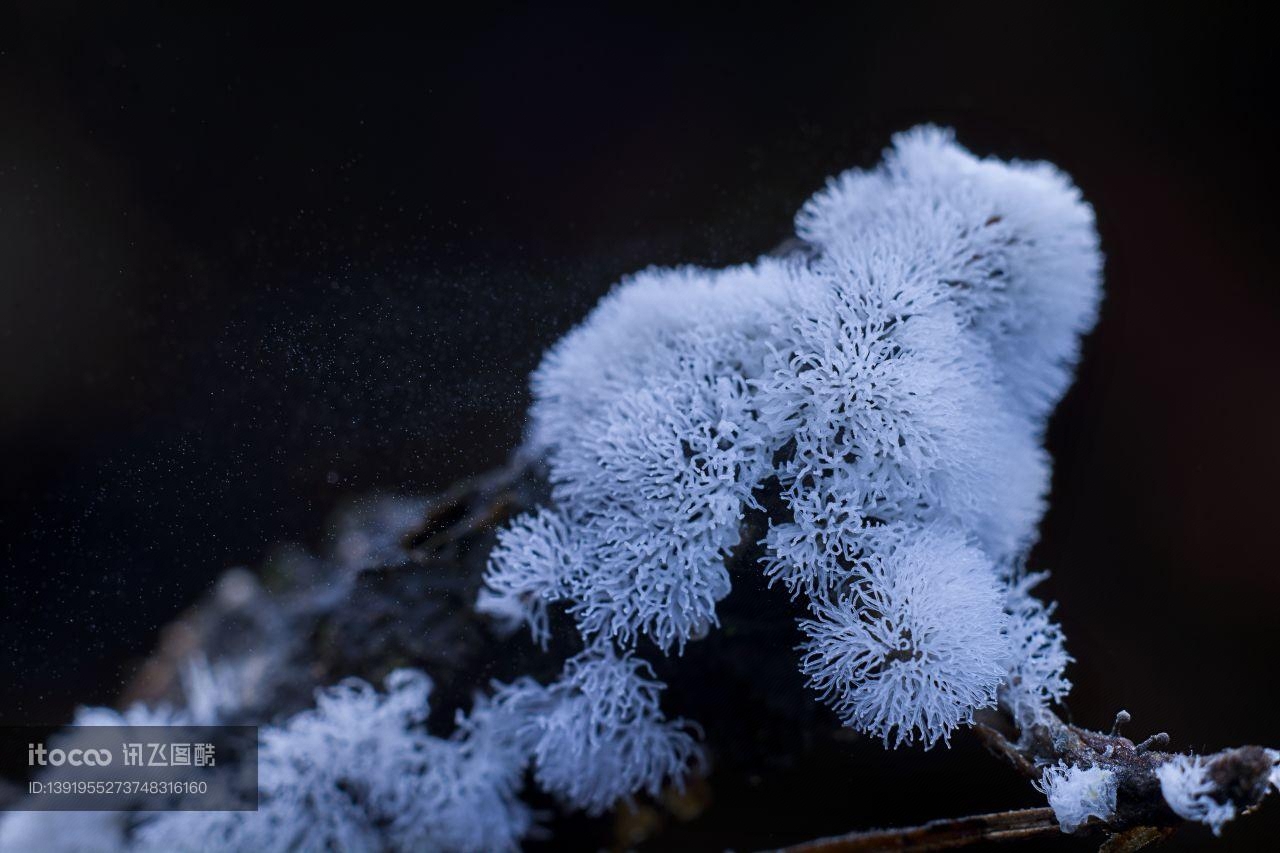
top-left (483, 126), bottom-right (1100, 755)
top-left (1157, 755), bottom-right (1237, 835)
top-left (1035, 762), bottom-right (1117, 833)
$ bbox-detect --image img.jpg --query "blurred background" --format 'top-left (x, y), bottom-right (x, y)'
top-left (2, 4), bottom-right (1277, 849)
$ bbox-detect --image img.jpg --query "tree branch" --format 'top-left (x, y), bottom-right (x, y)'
top-left (771, 807), bottom-right (1061, 852)
top-left (778, 701), bottom-right (1277, 852)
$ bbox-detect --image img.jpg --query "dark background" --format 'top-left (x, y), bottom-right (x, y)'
top-left (2, 4), bottom-right (1277, 849)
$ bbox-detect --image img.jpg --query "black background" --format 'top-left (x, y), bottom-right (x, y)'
top-left (2, 4), bottom-right (1278, 849)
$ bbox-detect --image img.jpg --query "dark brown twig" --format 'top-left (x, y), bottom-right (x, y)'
top-left (769, 807), bottom-right (1061, 852)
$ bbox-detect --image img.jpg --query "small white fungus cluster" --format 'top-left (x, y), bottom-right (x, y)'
top-left (124, 649), bottom-right (700, 852)
top-left (134, 669), bottom-right (537, 853)
top-left (797, 523), bottom-right (1010, 747)
top-left (517, 645), bottom-right (704, 815)
top-left (999, 573), bottom-right (1073, 727)
top-left (1035, 762), bottom-right (1118, 833)
top-left (1156, 754), bottom-right (1237, 836)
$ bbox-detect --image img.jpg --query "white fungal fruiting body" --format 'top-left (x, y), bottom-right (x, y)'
top-left (1157, 755), bottom-right (1237, 836)
top-left (797, 523), bottom-right (1010, 747)
top-left (135, 670), bottom-right (537, 853)
top-left (797, 126), bottom-right (1102, 428)
top-left (1000, 573), bottom-right (1073, 727)
top-left (771, 195), bottom-right (1051, 571)
top-left (486, 126), bottom-right (1099, 751)
top-left (478, 507), bottom-right (579, 646)
top-left (526, 263), bottom-right (789, 653)
top-left (509, 646), bottom-right (705, 815)
top-left (1035, 762), bottom-right (1118, 833)
top-left (134, 654), bottom-right (704, 851)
